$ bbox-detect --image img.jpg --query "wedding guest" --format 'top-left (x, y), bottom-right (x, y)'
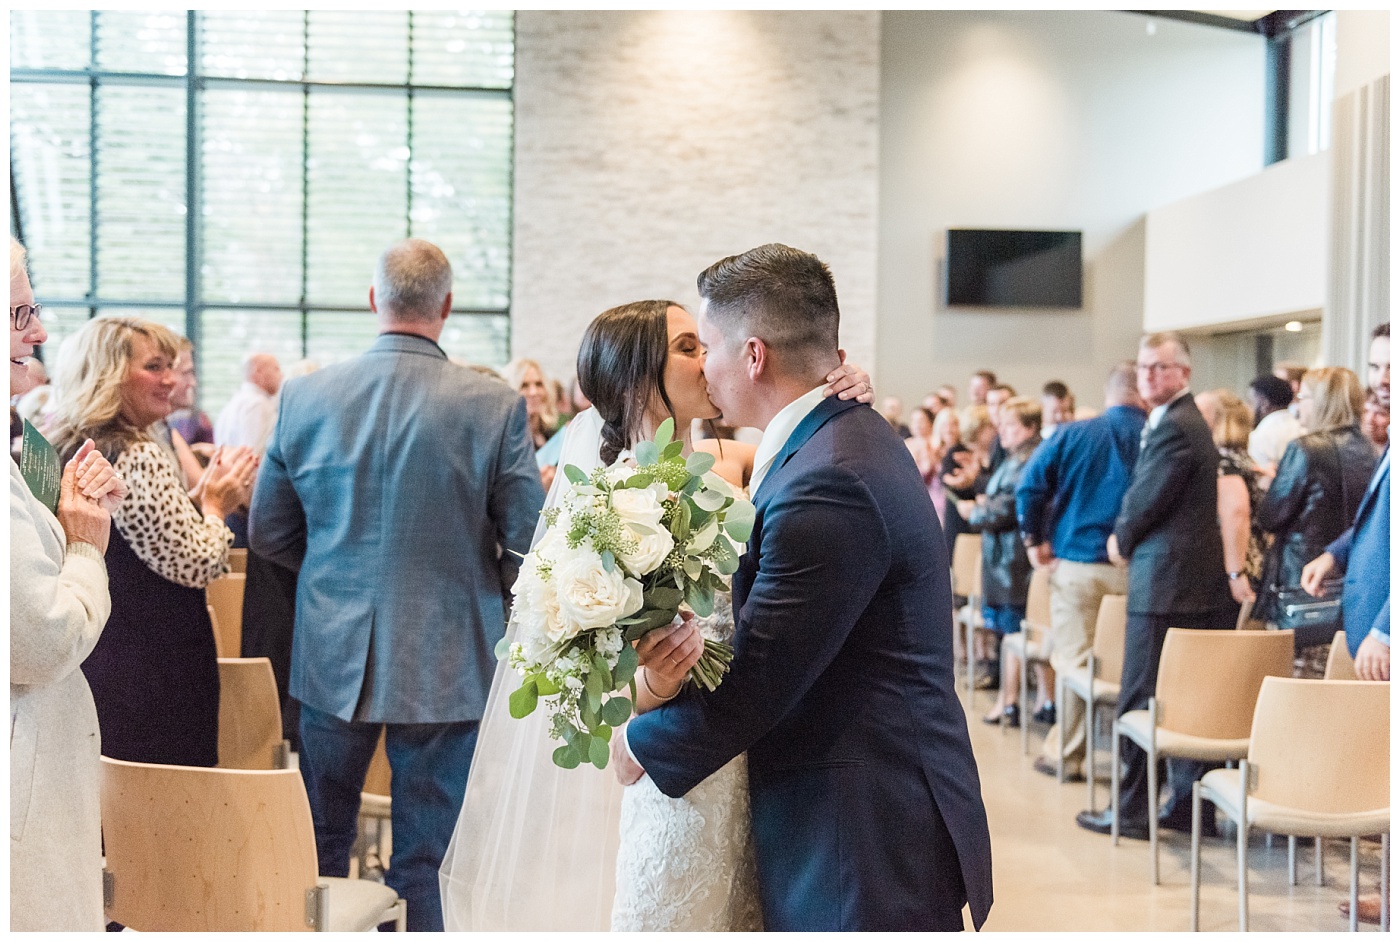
top-left (1040, 380), bottom-right (1074, 439)
top-left (1255, 368), bottom-right (1376, 653)
top-left (880, 395), bottom-right (911, 438)
top-left (166, 338), bottom-right (213, 447)
top-left (10, 237), bottom-right (127, 931)
top-left (50, 316), bottom-right (256, 767)
top-left (940, 404), bottom-right (995, 559)
top-left (1247, 373), bottom-right (1303, 480)
top-left (906, 406), bottom-right (944, 524)
top-left (968, 369), bottom-right (996, 407)
top-left (215, 351), bottom-right (282, 455)
top-left (964, 396), bottom-right (1045, 723)
top-left (937, 383), bottom-right (958, 409)
top-left (1196, 389), bottom-right (1266, 609)
top-left (249, 239), bottom-right (544, 931)
top-left (1017, 362), bottom-right (1143, 781)
top-left (1274, 360), bottom-right (1307, 398)
top-left (505, 357), bottom-right (562, 490)
top-left (1362, 388), bottom-right (1389, 454)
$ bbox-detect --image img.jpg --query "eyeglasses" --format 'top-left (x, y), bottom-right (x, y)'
top-left (10, 303), bottom-right (41, 331)
top-left (1135, 361), bottom-right (1181, 375)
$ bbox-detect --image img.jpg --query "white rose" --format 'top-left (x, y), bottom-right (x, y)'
top-left (610, 485), bottom-right (666, 529)
top-left (618, 523), bottom-right (674, 577)
top-left (514, 571), bottom-right (576, 645)
top-left (554, 548), bottom-right (645, 631)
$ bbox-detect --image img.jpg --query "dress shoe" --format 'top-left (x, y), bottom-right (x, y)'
top-left (1076, 808), bottom-right (1148, 840)
top-left (1032, 702), bottom-right (1056, 725)
top-left (1033, 755), bottom-right (1084, 782)
top-left (1157, 806), bottom-right (1217, 838)
top-left (1339, 896), bottom-right (1383, 925)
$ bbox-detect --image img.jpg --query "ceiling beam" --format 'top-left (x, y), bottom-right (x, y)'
top-left (1126, 10), bottom-right (1330, 38)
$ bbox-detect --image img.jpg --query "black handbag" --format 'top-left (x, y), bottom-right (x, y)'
top-left (1271, 439), bottom-right (1353, 648)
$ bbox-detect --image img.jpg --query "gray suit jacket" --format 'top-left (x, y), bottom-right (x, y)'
top-left (249, 332), bottom-right (544, 724)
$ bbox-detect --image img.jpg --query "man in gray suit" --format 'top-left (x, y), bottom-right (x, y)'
top-left (249, 239), bottom-right (544, 931)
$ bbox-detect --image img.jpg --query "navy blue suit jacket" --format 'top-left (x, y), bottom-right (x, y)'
top-left (1328, 447), bottom-right (1390, 656)
top-left (627, 397), bottom-right (993, 930)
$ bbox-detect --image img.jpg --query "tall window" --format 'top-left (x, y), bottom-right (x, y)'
top-left (10, 10), bottom-right (514, 411)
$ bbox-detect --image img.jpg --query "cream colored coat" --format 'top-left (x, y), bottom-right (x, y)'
top-left (9, 458), bottom-right (111, 930)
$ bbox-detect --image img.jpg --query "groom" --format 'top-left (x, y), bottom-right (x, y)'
top-left (618, 244), bottom-right (993, 930)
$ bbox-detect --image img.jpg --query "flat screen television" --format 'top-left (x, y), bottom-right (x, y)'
top-left (945, 229), bottom-right (1083, 309)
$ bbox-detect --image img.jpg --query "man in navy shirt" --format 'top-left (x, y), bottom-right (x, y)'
top-left (1017, 362), bottom-right (1146, 780)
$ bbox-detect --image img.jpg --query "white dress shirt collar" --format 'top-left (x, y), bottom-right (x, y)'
top-left (1147, 386), bottom-right (1192, 430)
top-left (748, 384), bottom-right (828, 497)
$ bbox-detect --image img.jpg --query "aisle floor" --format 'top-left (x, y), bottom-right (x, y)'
top-left (960, 683), bottom-right (1387, 932)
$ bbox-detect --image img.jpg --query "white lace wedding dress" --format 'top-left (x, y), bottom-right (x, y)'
top-left (611, 590), bottom-right (763, 931)
top-left (441, 409), bottom-right (762, 932)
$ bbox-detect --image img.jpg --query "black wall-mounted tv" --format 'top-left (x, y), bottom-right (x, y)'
top-left (945, 229), bottom-right (1083, 309)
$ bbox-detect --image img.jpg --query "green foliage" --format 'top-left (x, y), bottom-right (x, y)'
top-left (508, 679), bottom-right (538, 719)
top-left (601, 694), bottom-right (633, 726)
top-left (563, 464), bottom-right (588, 485)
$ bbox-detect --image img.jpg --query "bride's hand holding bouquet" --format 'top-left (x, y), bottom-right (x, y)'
top-left (502, 417), bottom-right (754, 771)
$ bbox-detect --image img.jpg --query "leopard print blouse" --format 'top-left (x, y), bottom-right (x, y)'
top-left (111, 440), bottom-right (233, 590)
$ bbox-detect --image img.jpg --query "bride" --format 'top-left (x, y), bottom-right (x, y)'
top-left (439, 300), bottom-right (872, 930)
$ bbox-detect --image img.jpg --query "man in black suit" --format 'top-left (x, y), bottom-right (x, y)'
top-left (1076, 332), bottom-right (1235, 839)
top-left (616, 244), bottom-right (993, 930)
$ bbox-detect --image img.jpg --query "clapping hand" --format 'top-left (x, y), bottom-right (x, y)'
top-left (70, 439), bottom-right (127, 512)
top-left (56, 440), bottom-right (116, 553)
top-left (195, 445), bottom-right (259, 519)
top-left (943, 451), bottom-right (979, 490)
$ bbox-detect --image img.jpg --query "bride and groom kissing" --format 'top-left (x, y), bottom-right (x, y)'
top-left (443, 243), bottom-right (993, 932)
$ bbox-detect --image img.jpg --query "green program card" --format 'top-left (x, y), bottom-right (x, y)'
top-left (20, 419), bottom-right (61, 515)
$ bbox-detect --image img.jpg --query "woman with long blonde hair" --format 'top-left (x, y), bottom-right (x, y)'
top-left (49, 315), bottom-right (257, 767)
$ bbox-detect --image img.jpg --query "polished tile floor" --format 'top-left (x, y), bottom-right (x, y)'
top-left (959, 684), bottom-right (1387, 932)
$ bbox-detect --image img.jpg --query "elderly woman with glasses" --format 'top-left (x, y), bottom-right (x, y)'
top-left (48, 315), bottom-right (257, 768)
top-left (10, 238), bottom-right (129, 929)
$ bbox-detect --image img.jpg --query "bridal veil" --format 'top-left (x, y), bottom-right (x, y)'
top-left (439, 407), bottom-right (625, 930)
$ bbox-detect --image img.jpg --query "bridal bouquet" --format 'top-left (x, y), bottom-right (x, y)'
top-left (503, 419), bottom-right (755, 770)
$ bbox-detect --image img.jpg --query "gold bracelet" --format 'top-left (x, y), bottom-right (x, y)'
top-left (641, 668), bottom-right (680, 702)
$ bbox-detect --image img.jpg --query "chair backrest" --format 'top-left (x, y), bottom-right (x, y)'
top-left (364, 728), bottom-right (392, 798)
top-left (1091, 594), bottom-right (1128, 684)
top-left (1154, 628), bottom-right (1295, 740)
top-left (217, 657), bottom-right (285, 770)
top-left (101, 757), bottom-right (318, 931)
top-left (227, 548), bottom-right (248, 573)
top-left (1324, 631), bottom-right (1358, 681)
top-left (951, 533), bottom-right (982, 599)
top-left (1023, 568), bottom-right (1052, 640)
top-left (1247, 676), bottom-right (1389, 814)
top-left (207, 573), bottom-right (246, 659)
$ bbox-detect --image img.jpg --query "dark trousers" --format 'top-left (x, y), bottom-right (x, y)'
top-left (299, 703), bottom-right (479, 932)
top-left (239, 550), bottom-right (301, 749)
top-left (1116, 608), bottom-right (1236, 824)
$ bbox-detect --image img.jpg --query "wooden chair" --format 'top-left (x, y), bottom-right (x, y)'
top-left (1111, 628), bottom-right (1295, 884)
top-left (207, 572), bottom-right (246, 659)
top-left (1055, 593), bottom-right (1127, 807)
top-left (950, 533), bottom-right (983, 695)
top-left (1190, 677), bottom-right (1390, 932)
top-left (355, 730), bottom-right (393, 879)
top-left (1002, 567), bottom-right (1053, 754)
top-left (101, 757), bottom-right (406, 931)
top-left (227, 548), bottom-right (248, 573)
top-left (217, 657), bottom-right (289, 770)
top-left (1324, 630), bottom-right (1358, 680)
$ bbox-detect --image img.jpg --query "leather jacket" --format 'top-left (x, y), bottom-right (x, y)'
top-left (968, 437), bottom-right (1038, 610)
top-left (1256, 425), bottom-right (1377, 621)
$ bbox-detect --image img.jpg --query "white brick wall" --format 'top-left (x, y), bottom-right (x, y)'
top-left (510, 10), bottom-right (880, 387)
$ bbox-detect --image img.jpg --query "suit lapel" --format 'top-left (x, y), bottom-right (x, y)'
top-left (752, 396), bottom-right (859, 507)
top-left (1354, 447), bottom-right (1389, 524)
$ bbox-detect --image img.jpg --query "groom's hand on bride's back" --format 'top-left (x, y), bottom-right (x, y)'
top-left (612, 733), bottom-right (645, 786)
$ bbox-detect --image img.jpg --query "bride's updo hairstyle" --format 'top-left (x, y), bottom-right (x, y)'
top-left (577, 300), bottom-right (682, 465)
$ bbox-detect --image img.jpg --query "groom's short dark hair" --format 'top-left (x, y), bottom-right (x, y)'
top-left (697, 244), bottom-right (840, 359)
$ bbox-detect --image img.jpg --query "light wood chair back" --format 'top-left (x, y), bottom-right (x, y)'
top-left (227, 548), bottom-right (248, 573)
top-left (951, 533), bottom-right (981, 599)
top-left (207, 573), bottom-right (246, 658)
top-left (365, 729), bottom-right (392, 798)
top-left (1023, 567), bottom-right (1052, 642)
top-left (1323, 631), bottom-right (1358, 680)
top-left (1154, 628), bottom-right (1294, 740)
top-left (1092, 594), bottom-right (1128, 684)
top-left (217, 657), bottom-right (285, 770)
top-left (1247, 676), bottom-right (1389, 814)
top-left (101, 758), bottom-right (317, 931)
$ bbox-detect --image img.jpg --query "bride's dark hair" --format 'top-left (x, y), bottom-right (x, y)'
top-left (577, 300), bottom-right (680, 465)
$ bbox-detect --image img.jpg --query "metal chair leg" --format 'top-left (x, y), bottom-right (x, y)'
top-left (1055, 673), bottom-right (1065, 783)
top-left (1238, 760), bottom-right (1249, 932)
top-left (1086, 698), bottom-right (1097, 813)
top-left (1288, 835), bottom-right (1297, 886)
top-left (1382, 832), bottom-right (1390, 932)
top-left (1350, 836), bottom-right (1360, 932)
top-left (1190, 781), bottom-right (1202, 931)
top-left (1148, 699), bottom-right (1159, 885)
top-left (1111, 718), bottom-right (1121, 845)
top-left (1020, 638), bottom-right (1030, 755)
top-left (1317, 836), bottom-right (1325, 886)
top-left (967, 614), bottom-right (976, 696)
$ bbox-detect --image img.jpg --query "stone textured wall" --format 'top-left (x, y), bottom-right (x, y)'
top-left (511, 10), bottom-right (880, 386)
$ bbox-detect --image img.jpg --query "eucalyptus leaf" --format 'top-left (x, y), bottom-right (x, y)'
top-left (686, 583), bottom-right (714, 617)
top-left (564, 464), bottom-right (589, 485)
top-left (601, 549), bottom-right (615, 573)
top-left (635, 440), bottom-right (660, 465)
top-left (686, 451), bottom-right (716, 475)
top-left (585, 669), bottom-right (603, 704)
top-left (683, 557), bottom-right (703, 580)
top-left (614, 644), bottom-right (639, 686)
top-left (663, 440), bottom-right (684, 459)
top-left (654, 417), bottom-right (675, 448)
top-left (553, 745), bottom-right (581, 769)
top-left (494, 635), bottom-right (510, 659)
top-left (669, 500), bottom-right (692, 538)
top-left (722, 500), bottom-right (755, 542)
top-left (592, 654), bottom-right (613, 691)
top-left (508, 680), bottom-right (538, 719)
top-left (601, 695), bottom-right (633, 726)
top-left (580, 695), bottom-right (599, 728)
top-left (688, 519), bottom-right (719, 553)
top-left (644, 587), bottom-right (684, 611)
top-left (693, 488), bottom-right (727, 512)
top-left (714, 552), bottom-right (741, 576)
top-left (626, 473), bottom-right (654, 489)
top-left (589, 736), bottom-right (610, 769)
top-left (701, 471), bottom-right (732, 497)
top-left (535, 674), bottom-right (560, 696)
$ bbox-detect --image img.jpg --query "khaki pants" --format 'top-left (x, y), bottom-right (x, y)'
top-left (1039, 559), bottom-right (1128, 774)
